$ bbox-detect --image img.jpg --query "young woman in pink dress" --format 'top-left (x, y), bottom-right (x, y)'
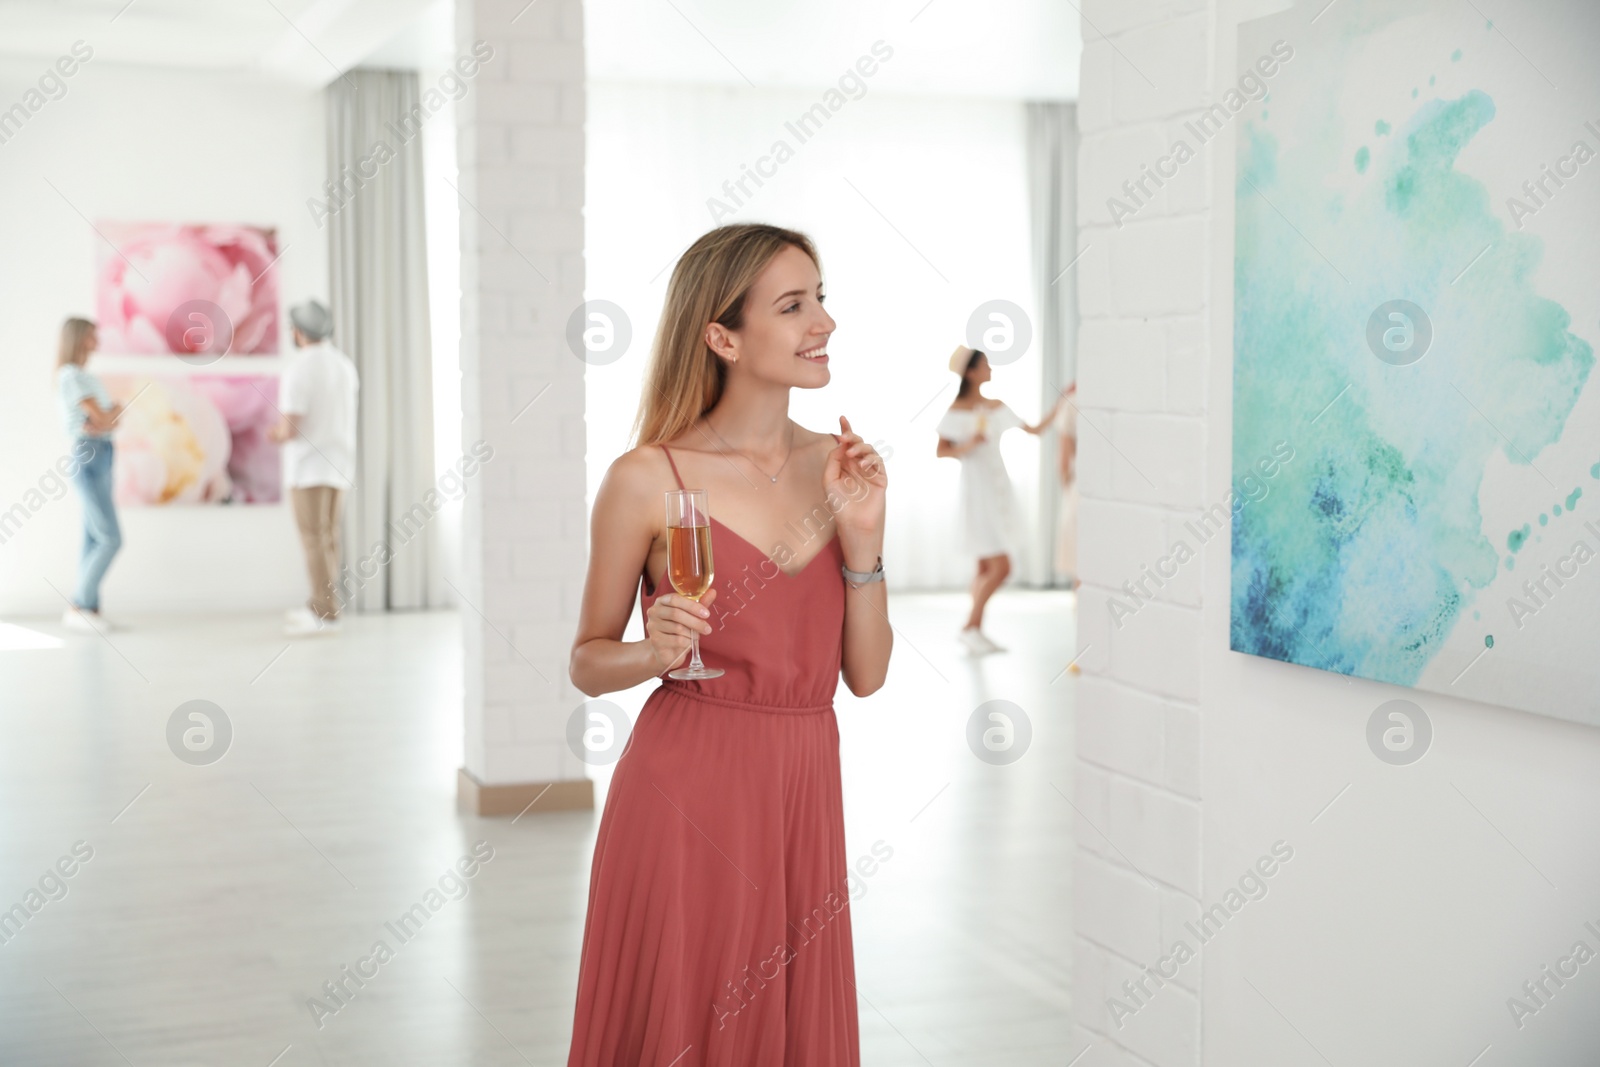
top-left (567, 223), bottom-right (891, 1066)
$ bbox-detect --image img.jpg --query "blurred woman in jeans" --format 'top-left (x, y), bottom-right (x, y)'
top-left (56, 318), bottom-right (123, 633)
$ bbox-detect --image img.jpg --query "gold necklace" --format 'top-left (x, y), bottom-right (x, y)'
top-left (708, 420), bottom-right (795, 483)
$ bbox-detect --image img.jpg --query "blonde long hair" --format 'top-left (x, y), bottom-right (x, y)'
top-left (631, 224), bottom-right (821, 447)
top-left (58, 317), bottom-right (96, 368)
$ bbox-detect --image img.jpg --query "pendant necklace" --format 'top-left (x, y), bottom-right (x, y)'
top-left (711, 420), bottom-right (795, 483)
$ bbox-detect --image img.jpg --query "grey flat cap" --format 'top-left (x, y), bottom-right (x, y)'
top-left (289, 300), bottom-right (333, 341)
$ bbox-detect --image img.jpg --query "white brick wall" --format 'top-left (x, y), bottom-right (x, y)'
top-left (456, 0), bottom-right (590, 791)
top-left (1080, 4), bottom-right (1600, 1063)
top-left (1078, 319), bottom-right (1165, 412)
top-left (1109, 16), bottom-right (1211, 124)
top-left (1088, 0), bottom-right (1211, 38)
top-left (1075, 0), bottom-right (1215, 1062)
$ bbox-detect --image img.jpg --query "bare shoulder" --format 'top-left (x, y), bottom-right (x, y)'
top-left (610, 442), bottom-right (666, 471)
top-left (597, 444), bottom-right (673, 512)
top-left (795, 423), bottom-right (839, 449)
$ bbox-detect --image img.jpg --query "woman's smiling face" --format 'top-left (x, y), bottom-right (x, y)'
top-left (707, 243), bottom-right (836, 387)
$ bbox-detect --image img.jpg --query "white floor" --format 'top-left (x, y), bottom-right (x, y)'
top-left (0, 590), bottom-right (1077, 1066)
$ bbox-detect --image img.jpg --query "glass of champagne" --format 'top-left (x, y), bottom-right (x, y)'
top-left (664, 489), bottom-right (724, 680)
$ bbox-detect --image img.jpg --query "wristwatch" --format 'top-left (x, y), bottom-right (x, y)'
top-left (841, 555), bottom-right (885, 586)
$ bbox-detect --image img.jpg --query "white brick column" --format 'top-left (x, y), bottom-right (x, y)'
top-left (1072, 1), bottom-right (1213, 1063)
top-left (455, 0), bottom-right (592, 815)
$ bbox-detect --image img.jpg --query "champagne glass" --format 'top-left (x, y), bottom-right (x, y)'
top-left (664, 489), bottom-right (724, 680)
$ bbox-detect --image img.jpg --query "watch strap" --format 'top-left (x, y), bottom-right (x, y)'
top-left (841, 555), bottom-right (884, 585)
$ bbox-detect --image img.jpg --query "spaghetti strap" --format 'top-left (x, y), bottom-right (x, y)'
top-left (659, 444), bottom-right (686, 490)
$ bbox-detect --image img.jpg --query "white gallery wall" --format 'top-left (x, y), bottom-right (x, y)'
top-left (418, 51), bottom-right (465, 610)
top-left (1071, 0), bottom-right (1600, 1064)
top-left (0, 59), bottom-right (326, 615)
top-left (584, 80), bottom-right (1046, 591)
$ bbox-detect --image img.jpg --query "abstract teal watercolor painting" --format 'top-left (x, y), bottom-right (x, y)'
top-left (1232, 0), bottom-right (1600, 723)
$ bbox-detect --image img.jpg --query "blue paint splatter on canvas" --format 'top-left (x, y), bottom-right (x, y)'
top-left (1232, 91), bottom-right (1594, 686)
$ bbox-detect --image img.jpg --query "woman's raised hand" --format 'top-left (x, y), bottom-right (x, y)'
top-left (825, 416), bottom-right (887, 540)
top-left (644, 588), bottom-right (719, 673)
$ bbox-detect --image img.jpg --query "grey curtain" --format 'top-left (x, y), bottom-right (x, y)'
top-left (1025, 101), bottom-right (1077, 589)
top-left (326, 69), bottom-right (436, 611)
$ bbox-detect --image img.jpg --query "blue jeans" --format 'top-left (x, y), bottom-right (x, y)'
top-left (70, 438), bottom-right (121, 612)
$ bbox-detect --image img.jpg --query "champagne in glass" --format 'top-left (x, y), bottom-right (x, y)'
top-left (664, 489), bottom-right (724, 680)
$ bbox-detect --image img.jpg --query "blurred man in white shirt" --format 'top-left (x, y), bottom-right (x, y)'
top-left (271, 299), bottom-right (358, 636)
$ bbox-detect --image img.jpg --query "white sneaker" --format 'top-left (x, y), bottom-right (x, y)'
top-left (285, 607), bottom-right (340, 637)
top-left (959, 627), bottom-right (993, 655)
top-left (62, 607), bottom-right (116, 634)
top-left (977, 630), bottom-right (1006, 653)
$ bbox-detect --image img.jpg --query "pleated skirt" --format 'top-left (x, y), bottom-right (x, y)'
top-left (566, 685), bottom-right (861, 1067)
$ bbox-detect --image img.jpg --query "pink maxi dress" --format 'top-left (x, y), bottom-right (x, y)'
top-left (566, 441), bottom-right (861, 1067)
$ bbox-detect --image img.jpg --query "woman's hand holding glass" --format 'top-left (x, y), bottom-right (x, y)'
top-left (658, 488), bottom-right (726, 680)
top-left (645, 587), bottom-right (719, 674)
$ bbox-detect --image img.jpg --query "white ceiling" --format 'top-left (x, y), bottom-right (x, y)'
top-left (0, 0), bottom-right (442, 83)
top-left (585, 0), bottom-right (1079, 100)
top-left (0, 0), bottom-right (1078, 99)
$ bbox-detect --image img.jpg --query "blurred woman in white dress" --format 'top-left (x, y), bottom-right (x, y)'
top-left (936, 346), bottom-right (1064, 654)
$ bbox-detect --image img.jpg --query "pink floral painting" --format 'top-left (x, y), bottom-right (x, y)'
top-left (95, 223), bottom-right (279, 356)
top-left (101, 375), bottom-right (281, 505)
